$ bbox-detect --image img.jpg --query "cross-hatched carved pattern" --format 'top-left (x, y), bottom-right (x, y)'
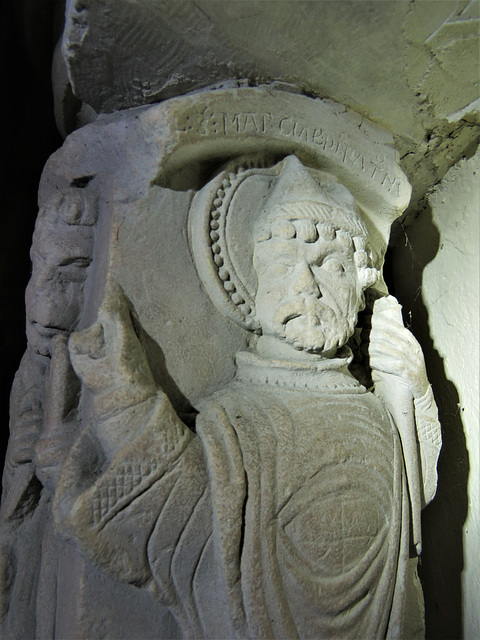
top-left (417, 417), bottom-right (441, 447)
top-left (161, 422), bottom-right (184, 455)
top-left (92, 461), bottom-right (159, 525)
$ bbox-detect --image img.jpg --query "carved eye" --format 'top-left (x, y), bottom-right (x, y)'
top-left (267, 263), bottom-right (293, 277)
top-left (322, 258), bottom-right (345, 273)
top-left (58, 257), bottom-right (92, 268)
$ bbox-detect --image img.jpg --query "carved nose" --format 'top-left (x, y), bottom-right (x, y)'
top-left (293, 262), bottom-right (321, 297)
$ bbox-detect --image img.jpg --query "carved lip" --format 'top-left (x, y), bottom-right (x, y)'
top-left (274, 297), bottom-right (328, 327)
top-left (30, 322), bottom-right (70, 336)
top-left (283, 312), bottom-right (302, 325)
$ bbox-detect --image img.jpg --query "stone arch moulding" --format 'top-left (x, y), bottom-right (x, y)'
top-left (150, 88), bottom-right (411, 217)
top-left (42, 87), bottom-right (412, 216)
top-left (41, 87), bottom-right (411, 282)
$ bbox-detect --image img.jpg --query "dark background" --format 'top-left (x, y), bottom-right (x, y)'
top-left (0, 0), bottom-right (63, 477)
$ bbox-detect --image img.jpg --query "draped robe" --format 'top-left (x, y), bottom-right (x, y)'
top-left (55, 350), bottom-right (438, 639)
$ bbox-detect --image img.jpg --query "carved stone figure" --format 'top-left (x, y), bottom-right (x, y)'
top-left (52, 156), bottom-right (440, 638)
top-left (1, 89), bottom-right (441, 639)
top-left (0, 189), bottom-right (96, 638)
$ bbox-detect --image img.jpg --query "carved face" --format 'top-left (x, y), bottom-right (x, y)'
top-left (253, 216), bottom-right (367, 354)
top-left (25, 193), bottom-right (95, 356)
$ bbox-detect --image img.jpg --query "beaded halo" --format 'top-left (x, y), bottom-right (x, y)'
top-left (189, 156), bottom-right (285, 332)
top-left (188, 154), bottom-right (382, 332)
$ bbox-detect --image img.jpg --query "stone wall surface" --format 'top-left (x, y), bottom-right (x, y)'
top-left (59, 0), bottom-right (480, 218)
top-left (393, 150), bottom-right (479, 639)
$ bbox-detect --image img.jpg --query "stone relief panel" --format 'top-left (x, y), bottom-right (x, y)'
top-left (1, 188), bottom-right (97, 638)
top-left (0, 88), bottom-right (441, 639)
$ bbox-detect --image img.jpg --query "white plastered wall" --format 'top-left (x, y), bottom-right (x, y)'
top-left (393, 149), bottom-right (479, 639)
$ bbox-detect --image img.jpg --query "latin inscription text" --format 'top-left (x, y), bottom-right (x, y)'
top-left (179, 109), bottom-right (402, 196)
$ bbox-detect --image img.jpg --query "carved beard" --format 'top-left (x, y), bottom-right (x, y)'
top-left (273, 296), bottom-right (356, 353)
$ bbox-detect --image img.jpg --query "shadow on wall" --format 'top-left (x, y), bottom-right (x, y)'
top-left (391, 207), bottom-right (469, 640)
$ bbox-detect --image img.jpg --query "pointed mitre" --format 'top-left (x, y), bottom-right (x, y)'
top-left (257, 155), bottom-right (369, 239)
top-left (260, 155), bottom-right (352, 210)
top-left (189, 153), bottom-right (408, 331)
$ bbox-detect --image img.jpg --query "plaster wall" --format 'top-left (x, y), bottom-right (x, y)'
top-left (393, 149), bottom-right (479, 639)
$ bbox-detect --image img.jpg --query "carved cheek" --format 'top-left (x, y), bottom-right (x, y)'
top-left (27, 263), bottom-right (84, 329)
top-left (342, 278), bottom-right (364, 317)
top-left (255, 279), bottom-right (287, 328)
top-left (257, 260), bottom-right (297, 297)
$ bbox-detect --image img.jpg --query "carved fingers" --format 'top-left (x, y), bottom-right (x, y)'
top-left (34, 334), bottom-right (80, 491)
top-left (68, 278), bottom-right (157, 417)
top-left (369, 296), bottom-right (429, 399)
top-left (69, 321), bottom-right (110, 393)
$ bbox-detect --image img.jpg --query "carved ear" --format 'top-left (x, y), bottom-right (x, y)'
top-left (358, 266), bottom-right (380, 290)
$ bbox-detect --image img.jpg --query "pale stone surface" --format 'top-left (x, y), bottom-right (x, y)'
top-left (2, 2), bottom-right (475, 637)
top-left (1, 89), bottom-right (441, 638)
top-left (392, 149), bottom-right (479, 640)
top-left (424, 154), bottom-right (480, 640)
top-left (59, 0), bottom-right (480, 219)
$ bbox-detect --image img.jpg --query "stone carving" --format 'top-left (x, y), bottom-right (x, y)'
top-left (0, 188), bottom-right (97, 638)
top-left (0, 89), bottom-right (441, 639)
top-left (53, 156), bottom-right (439, 638)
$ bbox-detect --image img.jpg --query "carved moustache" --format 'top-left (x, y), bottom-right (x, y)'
top-left (273, 296), bottom-right (335, 333)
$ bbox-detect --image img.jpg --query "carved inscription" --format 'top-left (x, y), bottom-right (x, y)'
top-left (179, 109), bottom-right (401, 196)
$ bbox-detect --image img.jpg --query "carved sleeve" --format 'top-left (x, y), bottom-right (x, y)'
top-left (53, 392), bottom-right (207, 588)
top-left (413, 385), bottom-right (442, 506)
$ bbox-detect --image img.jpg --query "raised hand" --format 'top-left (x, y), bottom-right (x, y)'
top-left (34, 334), bottom-right (80, 491)
top-left (68, 278), bottom-right (157, 422)
top-left (369, 295), bottom-right (429, 400)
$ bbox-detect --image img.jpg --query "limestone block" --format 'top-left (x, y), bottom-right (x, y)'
top-left (59, 0), bottom-right (479, 219)
top-left (1, 88), bottom-right (440, 639)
